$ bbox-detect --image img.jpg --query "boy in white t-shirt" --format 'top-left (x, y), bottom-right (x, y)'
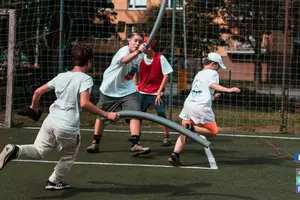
top-left (135, 37), bottom-right (173, 146)
top-left (86, 31), bottom-right (151, 156)
top-left (0, 44), bottom-right (119, 189)
top-left (168, 52), bottom-right (240, 166)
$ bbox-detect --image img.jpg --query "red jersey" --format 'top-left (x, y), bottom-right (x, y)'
top-left (138, 54), bottom-right (164, 94)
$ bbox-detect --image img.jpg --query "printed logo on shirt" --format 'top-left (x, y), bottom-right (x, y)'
top-left (191, 80), bottom-right (203, 97)
top-left (125, 65), bottom-right (139, 80)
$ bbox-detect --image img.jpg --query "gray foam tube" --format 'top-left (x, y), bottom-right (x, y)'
top-left (145, 0), bottom-right (168, 48)
top-left (118, 110), bottom-right (211, 148)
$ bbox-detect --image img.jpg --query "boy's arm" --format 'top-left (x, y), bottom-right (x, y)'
top-left (157, 74), bottom-right (169, 94)
top-left (30, 84), bottom-right (52, 112)
top-left (133, 72), bottom-right (139, 91)
top-left (80, 90), bottom-right (120, 120)
top-left (210, 83), bottom-right (240, 93)
top-left (120, 44), bottom-right (146, 64)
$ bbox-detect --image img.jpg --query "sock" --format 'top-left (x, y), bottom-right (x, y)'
top-left (186, 124), bottom-right (195, 132)
top-left (163, 133), bottom-right (169, 138)
top-left (131, 135), bottom-right (140, 147)
top-left (94, 135), bottom-right (102, 144)
top-left (8, 145), bottom-right (19, 162)
top-left (173, 151), bottom-right (180, 158)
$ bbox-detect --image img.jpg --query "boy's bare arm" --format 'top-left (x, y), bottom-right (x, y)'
top-left (80, 90), bottom-right (119, 120)
top-left (210, 83), bottom-right (240, 93)
top-left (30, 84), bottom-right (52, 112)
top-left (134, 72), bottom-right (139, 91)
top-left (120, 44), bottom-right (146, 64)
top-left (157, 74), bottom-right (169, 94)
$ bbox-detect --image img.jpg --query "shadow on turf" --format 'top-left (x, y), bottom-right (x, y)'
top-left (30, 181), bottom-right (257, 200)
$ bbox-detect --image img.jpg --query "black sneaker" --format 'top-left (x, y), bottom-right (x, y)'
top-left (0, 144), bottom-right (17, 170)
top-left (185, 123), bottom-right (195, 131)
top-left (130, 144), bottom-right (151, 156)
top-left (45, 180), bottom-right (70, 190)
top-left (168, 153), bottom-right (181, 166)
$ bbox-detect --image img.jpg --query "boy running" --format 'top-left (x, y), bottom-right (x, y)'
top-left (168, 52), bottom-right (240, 166)
top-left (86, 31), bottom-right (151, 156)
top-left (0, 44), bottom-right (119, 189)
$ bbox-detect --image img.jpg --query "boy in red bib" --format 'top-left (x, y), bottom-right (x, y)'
top-left (135, 37), bottom-right (173, 146)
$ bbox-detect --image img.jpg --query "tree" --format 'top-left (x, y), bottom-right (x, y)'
top-left (135, 0), bottom-right (225, 59)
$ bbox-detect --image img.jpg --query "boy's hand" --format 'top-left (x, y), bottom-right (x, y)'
top-left (18, 106), bottom-right (42, 121)
top-left (155, 93), bottom-right (162, 105)
top-left (214, 93), bottom-right (221, 99)
top-left (106, 112), bottom-right (120, 121)
top-left (138, 43), bottom-right (147, 54)
top-left (229, 87), bottom-right (240, 93)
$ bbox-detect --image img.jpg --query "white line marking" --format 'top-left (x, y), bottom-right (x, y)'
top-left (23, 127), bottom-right (300, 140)
top-left (13, 159), bottom-right (215, 170)
top-left (204, 147), bottom-right (218, 170)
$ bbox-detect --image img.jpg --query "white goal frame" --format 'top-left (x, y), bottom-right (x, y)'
top-left (0, 9), bottom-right (16, 128)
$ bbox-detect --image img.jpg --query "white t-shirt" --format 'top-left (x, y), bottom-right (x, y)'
top-left (143, 54), bottom-right (173, 75)
top-left (47, 71), bottom-right (93, 134)
top-left (139, 54), bottom-right (173, 95)
top-left (100, 46), bottom-right (144, 97)
top-left (179, 69), bottom-right (219, 124)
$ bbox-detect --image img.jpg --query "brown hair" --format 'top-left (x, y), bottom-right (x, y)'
top-left (129, 30), bottom-right (145, 39)
top-left (203, 58), bottom-right (215, 65)
top-left (72, 44), bottom-right (94, 67)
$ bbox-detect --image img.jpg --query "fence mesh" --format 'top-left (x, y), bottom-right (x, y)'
top-left (0, 0), bottom-right (299, 133)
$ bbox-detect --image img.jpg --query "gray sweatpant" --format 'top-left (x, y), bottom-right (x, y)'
top-left (16, 117), bottom-right (80, 183)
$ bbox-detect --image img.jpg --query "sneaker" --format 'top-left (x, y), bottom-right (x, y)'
top-left (86, 140), bottom-right (99, 153)
top-left (161, 137), bottom-right (172, 146)
top-left (130, 144), bottom-right (151, 156)
top-left (168, 153), bottom-right (181, 166)
top-left (0, 144), bottom-right (17, 170)
top-left (45, 180), bottom-right (70, 190)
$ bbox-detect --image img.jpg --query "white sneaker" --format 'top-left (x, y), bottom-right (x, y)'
top-left (0, 144), bottom-right (16, 170)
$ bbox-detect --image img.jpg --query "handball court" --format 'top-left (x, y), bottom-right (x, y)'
top-left (0, 127), bottom-right (299, 200)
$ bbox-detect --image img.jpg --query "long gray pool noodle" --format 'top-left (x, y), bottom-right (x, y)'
top-left (145, 0), bottom-right (168, 48)
top-left (118, 110), bottom-right (211, 148)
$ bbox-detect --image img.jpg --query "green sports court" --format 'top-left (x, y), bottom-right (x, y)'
top-left (0, 126), bottom-right (299, 200)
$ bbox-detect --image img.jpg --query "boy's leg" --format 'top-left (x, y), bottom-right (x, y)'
top-left (123, 92), bottom-right (151, 156)
top-left (152, 97), bottom-right (171, 146)
top-left (185, 121), bottom-right (218, 137)
top-left (168, 134), bottom-right (185, 166)
top-left (87, 118), bottom-right (105, 153)
top-left (47, 131), bottom-right (80, 190)
top-left (0, 117), bottom-right (55, 170)
top-left (87, 91), bottom-right (120, 153)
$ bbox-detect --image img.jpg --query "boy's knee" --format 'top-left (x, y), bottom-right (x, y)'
top-left (211, 128), bottom-right (218, 136)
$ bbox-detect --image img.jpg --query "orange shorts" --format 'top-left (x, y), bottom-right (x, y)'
top-left (183, 120), bottom-right (218, 135)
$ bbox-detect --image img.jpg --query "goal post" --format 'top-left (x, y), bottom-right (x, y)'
top-left (0, 9), bottom-right (16, 128)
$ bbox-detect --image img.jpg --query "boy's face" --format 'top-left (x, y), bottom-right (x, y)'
top-left (213, 63), bottom-right (221, 71)
top-left (128, 34), bottom-right (144, 52)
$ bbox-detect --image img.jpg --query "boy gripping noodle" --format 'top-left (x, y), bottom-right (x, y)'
top-left (135, 37), bottom-right (173, 146)
top-left (0, 44), bottom-right (119, 189)
top-left (168, 52), bottom-right (240, 166)
top-left (86, 31), bottom-right (151, 156)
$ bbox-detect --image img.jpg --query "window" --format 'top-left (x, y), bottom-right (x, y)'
top-left (167, 0), bottom-right (183, 10)
top-left (128, 0), bottom-right (147, 9)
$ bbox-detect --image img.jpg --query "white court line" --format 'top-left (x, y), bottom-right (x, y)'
top-left (13, 159), bottom-right (215, 170)
top-left (23, 127), bottom-right (300, 140)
